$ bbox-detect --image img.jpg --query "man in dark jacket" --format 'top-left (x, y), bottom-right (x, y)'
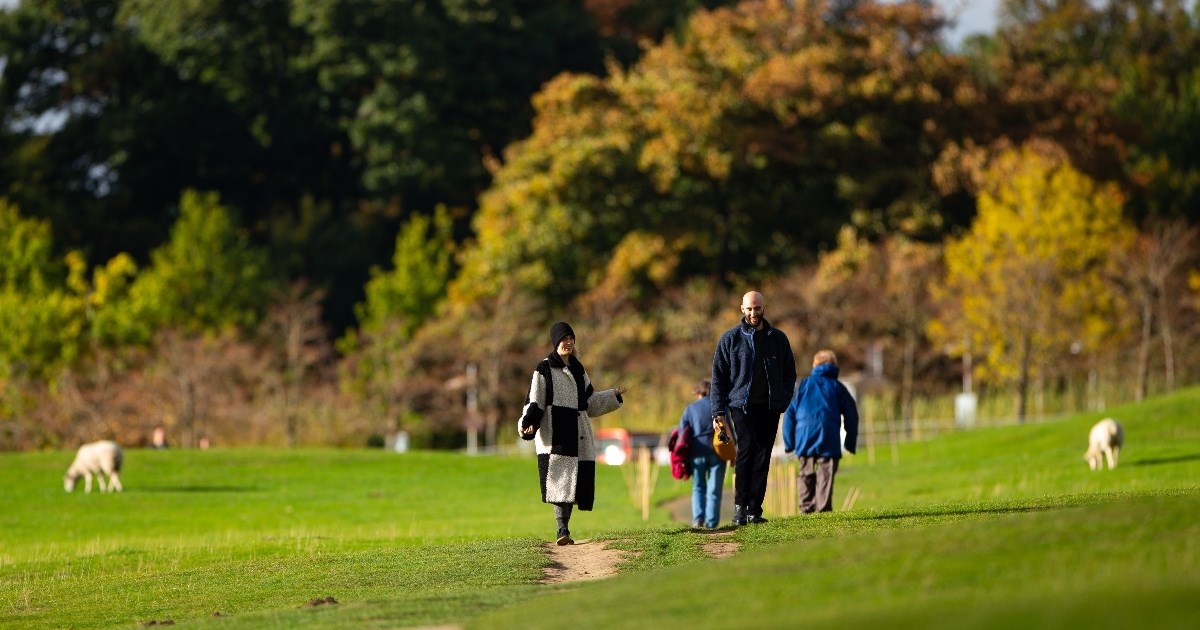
top-left (782, 349), bottom-right (859, 513)
top-left (710, 291), bottom-right (797, 526)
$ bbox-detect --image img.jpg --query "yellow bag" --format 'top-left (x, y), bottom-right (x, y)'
top-left (713, 417), bottom-right (737, 462)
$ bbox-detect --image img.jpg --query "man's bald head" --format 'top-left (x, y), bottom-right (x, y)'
top-left (741, 291), bottom-right (764, 328)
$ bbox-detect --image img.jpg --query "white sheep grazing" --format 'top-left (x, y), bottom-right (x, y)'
top-left (1084, 418), bottom-right (1124, 471)
top-left (63, 441), bottom-right (124, 493)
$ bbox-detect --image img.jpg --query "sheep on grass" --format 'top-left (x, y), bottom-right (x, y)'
top-left (63, 441), bottom-right (124, 493)
top-left (1084, 418), bottom-right (1124, 471)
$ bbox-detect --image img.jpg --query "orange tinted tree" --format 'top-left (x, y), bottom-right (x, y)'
top-left (454, 0), bottom-right (974, 307)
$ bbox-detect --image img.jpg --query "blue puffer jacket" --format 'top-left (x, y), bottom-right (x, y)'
top-left (782, 363), bottom-right (859, 458)
top-left (710, 318), bottom-right (797, 417)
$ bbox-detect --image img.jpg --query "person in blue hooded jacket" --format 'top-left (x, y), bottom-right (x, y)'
top-left (782, 349), bottom-right (859, 513)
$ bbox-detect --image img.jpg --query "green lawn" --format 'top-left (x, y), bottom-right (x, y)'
top-left (837, 389), bottom-right (1200, 508)
top-left (2, 388), bottom-right (1198, 629)
top-left (479, 490), bottom-right (1199, 630)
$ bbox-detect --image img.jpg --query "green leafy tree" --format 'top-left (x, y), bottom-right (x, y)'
top-left (932, 145), bottom-right (1133, 420)
top-left (0, 0), bottom-right (269, 260)
top-left (110, 190), bottom-right (273, 448)
top-left (292, 0), bottom-right (606, 211)
top-left (340, 207), bottom-right (455, 433)
top-left (1107, 0), bottom-right (1200, 224)
top-left (128, 190), bottom-right (272, 337)
top-left (78, 251), bottom-right (141, 349)
top-left (118, 0), bottom-right (344, 217)
top-left (0, 198), bottom-right (56, 292)
top-left (0, 198), bottom-right (134, 421)
top-left (355, 207), bottom-right (455, 341)
top-left (0, 200), bottom-right (82, 389)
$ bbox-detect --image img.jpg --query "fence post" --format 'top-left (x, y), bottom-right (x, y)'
top-left (638, 446), bottom-right (654, 521)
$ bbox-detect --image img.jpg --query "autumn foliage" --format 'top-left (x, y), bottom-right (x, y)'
top-left (2, 1), bottom-right (1199, 449)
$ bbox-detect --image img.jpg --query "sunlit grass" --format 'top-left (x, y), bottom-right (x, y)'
top-left (2, 386), bottom-right (1198, 628)
top-left (475, 489), bottom-right (1199, 629)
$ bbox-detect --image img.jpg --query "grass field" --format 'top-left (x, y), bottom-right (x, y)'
top-left (2, 388), bottom-right (1198, 629)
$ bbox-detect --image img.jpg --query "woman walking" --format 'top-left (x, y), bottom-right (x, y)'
top-left (519, 321), bottom-right (627, 544)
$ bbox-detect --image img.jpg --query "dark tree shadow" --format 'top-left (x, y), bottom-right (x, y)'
top-left (1131, 453), bottom-right (1200, 467)
top-left (852, 504), bottom-right (1057, 521)
top-left (135, 485), bottom-right (260, 493)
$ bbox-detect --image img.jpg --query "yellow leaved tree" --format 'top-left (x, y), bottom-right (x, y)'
top-left (931, 144), bottom-right (1133, 420)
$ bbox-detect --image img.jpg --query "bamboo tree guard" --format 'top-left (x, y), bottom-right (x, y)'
top-left (767, 458), bottom-right (861, 515)
top-left (886, 406), bottom-right (901, 466)
top-left (619, 446), bottom-right (659, 521)
top-left (841, 486), bottom-right (861, 511)
top-left (767, 457), bottom-right (799, 518)
top-left (865, 404), bottom-right (876, 466)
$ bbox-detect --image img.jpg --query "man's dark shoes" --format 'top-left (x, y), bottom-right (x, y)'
top-left (747, 514), bottom-right (769, 524)
top-left (732, 505), bottom-right (747, 527)
top-left (556, 528), bottom-right (574, 546)
top-left (692, 518), bottom-right (705, 529)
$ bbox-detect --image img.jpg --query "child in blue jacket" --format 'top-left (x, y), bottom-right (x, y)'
top-left (677, 380), bottom-right (725, 528)
top-left (782, 349), bottom-right (859, 513)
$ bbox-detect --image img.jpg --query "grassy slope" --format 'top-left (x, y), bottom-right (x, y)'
top-left (479, 490), bottom-right (1199, 629)
top-left (836, 391), bottom-right (1200, 509)
top-left (469, 390), bottom-right (1200, 629)
top-left (0, 449), bottom-right (682, 629)
top-left (1, 388), bottom-right (1198, 628)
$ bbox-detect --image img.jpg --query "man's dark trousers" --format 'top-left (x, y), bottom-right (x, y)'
top-left (730, 406), bottom-right (779, 517)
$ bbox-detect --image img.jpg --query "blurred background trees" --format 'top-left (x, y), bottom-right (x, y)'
top-left (1, 0), bottom-right (1198, 450)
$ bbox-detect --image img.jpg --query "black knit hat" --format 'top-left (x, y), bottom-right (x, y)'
top-left (549, 321), bottom-right (575, 348)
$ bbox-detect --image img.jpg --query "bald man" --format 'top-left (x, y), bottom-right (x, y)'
top-left (710, 291), bottom-right (797, 526)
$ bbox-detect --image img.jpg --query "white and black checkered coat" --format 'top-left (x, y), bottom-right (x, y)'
top-left (518, 352), bottom-right (622, 510)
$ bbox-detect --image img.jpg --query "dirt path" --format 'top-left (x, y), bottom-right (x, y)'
top-left (538, 532), bottom-right (740, 584)
top-left (405, 520), bottom-right (740, 629)
top-left (540, 539), bottom-right (632, 584)
top-left (697, 529), bottom-right (739, 559)
top-left (539, 515), bottom-right (741, 584)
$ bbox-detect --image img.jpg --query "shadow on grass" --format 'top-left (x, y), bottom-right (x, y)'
top-left (136, 485), bottom-right (260, 493)
top-left (1130, 453), bottom-right (1200, 467)
top-left (848, 503), bottom-right (1060, 521)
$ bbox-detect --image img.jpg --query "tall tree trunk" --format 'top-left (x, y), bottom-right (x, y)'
top-left (1156, 287), bottom-right (1175, 390)
top-left (901, 326), bottom-right (916, 433)
top-left (180, 375), bottom-right (196, 449)
top-left (1016, 328), bottom-right (1032, 422)
top-left (1135, 294), bottom-right (1153, 401)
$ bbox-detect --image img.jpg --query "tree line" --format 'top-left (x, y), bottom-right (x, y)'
top-left (1, 0), bottom-right (1198, 450)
